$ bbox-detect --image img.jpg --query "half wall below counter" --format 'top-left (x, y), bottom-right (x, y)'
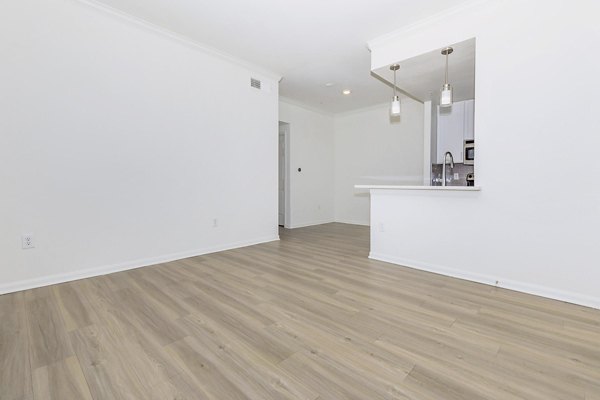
top-left (355, 184), bottom-right (600, 310)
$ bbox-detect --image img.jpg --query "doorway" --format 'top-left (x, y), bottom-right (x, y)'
top-left (278, 122), bottom-right (290, 227)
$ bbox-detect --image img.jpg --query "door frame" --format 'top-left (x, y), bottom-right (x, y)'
top-left (278, 121), bottom-right (291, 229)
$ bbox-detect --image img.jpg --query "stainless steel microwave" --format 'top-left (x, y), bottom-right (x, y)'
top-left (464, 140), bottom-right (474, 165)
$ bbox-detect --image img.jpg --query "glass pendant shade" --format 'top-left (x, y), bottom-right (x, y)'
top-left (390, 95), bottom-right (401, 116)
top-left (440, 83), bottom-right (453, 107)
top-left (440, 47), bottom-right (454, 108)
top-left (389, 64), bottom-right (401, 117)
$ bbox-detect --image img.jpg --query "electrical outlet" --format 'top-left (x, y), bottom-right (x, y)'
top-left (22, 234), bottom-right (35, 249)
top-left (454, 173), bottom-right (460, 180)
top-left (213, 218), bottom-right (218, 228)
top-left (379, 223), bottom-right (385, 233)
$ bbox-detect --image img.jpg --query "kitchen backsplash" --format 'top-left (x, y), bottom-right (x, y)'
top-left (431, 163), bottom-right (474, 186)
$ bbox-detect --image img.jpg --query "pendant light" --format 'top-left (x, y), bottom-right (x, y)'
top-left (440, 47), bottom-right (454, 107)
top-left (389, 64), bottom-right (401, 117)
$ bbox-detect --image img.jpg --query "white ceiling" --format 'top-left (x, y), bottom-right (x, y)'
top-left (373, 38), bottom-right (476, 104)
top-left (90, 0), bottom-right (470, 113)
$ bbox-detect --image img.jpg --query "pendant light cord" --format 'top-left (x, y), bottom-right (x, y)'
top-left (393, 69), bottom-right (397, 97)
top-left (445, 53), bottom-right (449, 85)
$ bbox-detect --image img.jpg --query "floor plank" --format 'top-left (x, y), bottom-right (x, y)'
top-left (32, 356), bottom-right (93, 400)
top-left (26, 296), bottom-right (73, 370)
top-left (0, 292), bottom-right (33, 400)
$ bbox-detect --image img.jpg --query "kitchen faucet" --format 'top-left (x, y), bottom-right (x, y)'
top-left (442, 151), bottom-right (454, 187)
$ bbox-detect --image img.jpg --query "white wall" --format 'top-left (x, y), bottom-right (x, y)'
top-left (278, 99), bottom-right (335, 228)
top-left (334, 101), bottom-right (424, 225)
top-left (368, 0), bottom-right (600, 308)
top-left (0, 0), bottom-right (280, 293)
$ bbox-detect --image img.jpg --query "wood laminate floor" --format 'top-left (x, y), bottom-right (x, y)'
top-left (2, 223), bottom-right (600, 400)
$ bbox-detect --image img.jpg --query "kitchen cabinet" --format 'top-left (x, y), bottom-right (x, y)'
top-left (464, 99), bottom-right (475, 140)
top-left (436, 99), bottom-right (474, 163)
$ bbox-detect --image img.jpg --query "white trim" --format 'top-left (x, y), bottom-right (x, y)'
top-left (280, 97), bottom-right (421, 118)
top-left (334, 219), bottom-right (370, 227)
top-left (369, 252), bottom-right (600, 310)
top-left (332, 101), bottom-right (390, 117)
top-left (278, 123), bottom-right (292, 230)
top-left (288, 219), bottom-right (336, 229)
top-left (279, 97), bottom-right (335, 117)
top-left (73, 0), bottom-right (281, 82)
top-left (280, 98), bottom-right (421, 119)
top-left (366, 0), bottom-right (491, 50)
top-left (0, 235), bottom-right (279, 295)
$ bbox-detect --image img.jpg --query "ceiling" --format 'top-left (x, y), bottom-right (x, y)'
top-left (373, 38), bottom-right (476, 104)
top-left (91, 0), bottom-right (470, 113)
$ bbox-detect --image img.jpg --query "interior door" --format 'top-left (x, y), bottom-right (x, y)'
top-left (278, 132), bottom-right (285, 226)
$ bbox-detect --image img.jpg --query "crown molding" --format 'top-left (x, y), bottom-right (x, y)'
top-left (74, 0), bottom-right (282, 82)
top-left (279, 96), bottom-right (423, 118)
top-left (367, 0), bottom-right (491, 50)
top-left (333, 94), bottom-right (427, 118)
top-left (279, 96), bottom-right (335, 117)
top-left (333, 101), bottom-right (391, 118)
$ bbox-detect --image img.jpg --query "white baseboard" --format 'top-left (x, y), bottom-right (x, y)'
top-left (333, 219), bottom-right (370, 227)
top-left (288, 219), bottom-right (335, 229)
top-left (0, 235), bottom-right (280, 295)
top-left (369, 252), bottom-right (600, 310)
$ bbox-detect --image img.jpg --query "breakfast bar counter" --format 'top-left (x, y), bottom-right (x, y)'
top-left (355, 185), bottom-right (480, 191)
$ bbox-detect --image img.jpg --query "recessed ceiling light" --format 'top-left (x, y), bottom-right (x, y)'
top-left (342, 89), bottom-right (351, 95)
top-left (325, 82), bottom-right (335, 87)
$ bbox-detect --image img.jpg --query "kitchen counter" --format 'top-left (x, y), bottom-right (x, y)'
top-left (355, 185), bottom-right (480, 191)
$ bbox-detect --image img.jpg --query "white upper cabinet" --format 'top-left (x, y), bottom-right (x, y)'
top-left (437, 101), bottom-right (465, 163)
top-left (464, 99), bottom-right (475, 140)
top-left (436, 99), bottom-right (475, 163)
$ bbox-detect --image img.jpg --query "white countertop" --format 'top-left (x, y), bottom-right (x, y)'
top-left (355, 185), bottom-right (481, 191)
